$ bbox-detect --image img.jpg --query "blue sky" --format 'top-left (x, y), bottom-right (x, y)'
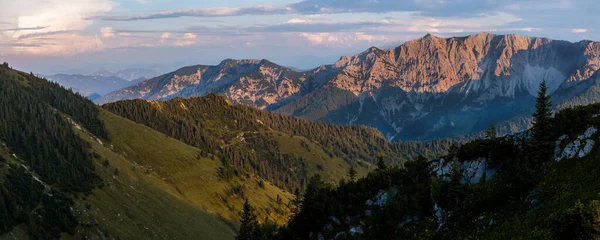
top-left (0, 0), bottom-right (597, 74)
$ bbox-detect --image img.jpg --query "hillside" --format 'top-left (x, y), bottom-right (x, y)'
top-left (103, 95), bottom-right (450, 191)
top-left (272, 85), bottom-right (600, 239)
top-left (0, 63), bottom-right (295, 239)
top-left (97, 32), bottom-right (600, 141)
top-left (0, 62), bottom-right (454, 239)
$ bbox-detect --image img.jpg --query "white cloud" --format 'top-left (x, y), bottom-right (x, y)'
top-left (183, 33), bottom-right (197, 39)
top-left (299, 32), bottom-right (388, 46)
top-left (572, 28), bottom-right (588, 33)
top-left (159, 32), bottom-right (171, 44)
top-left (287, 18), bottom-right (311, 24)
top-left (161, 32), bottom-right (172, 39)
top-left (100, 27), bottom-right (115, 38)
top-left (14, 33), bottom-right (104, 55)
top-left (0, 0), bottom-right (113, 56)
top-left (513, 27), bottom-right (540, 32)
top-left (175, 32), bottom-right (197, 46)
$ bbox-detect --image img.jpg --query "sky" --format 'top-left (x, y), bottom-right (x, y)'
top-left (0, 0), bottom-right (598, 74)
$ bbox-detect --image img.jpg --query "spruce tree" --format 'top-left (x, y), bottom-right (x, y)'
top-left (237, 199), bottom-right (258, 240)
top-left (347, 165), bottom-right (357, 181)
top-left (485, 122), bottom-right (497, 140)
top-left (532, 81), bottom-right (553, 142)
top-left (530, 81), bottom-right (554, 168)
top-left (376, 156), bottom-right (388, 171)
top-left (290, 188), bottom-right (303, 215)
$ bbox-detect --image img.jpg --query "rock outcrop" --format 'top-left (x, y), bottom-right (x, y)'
top-left (432, 157), bottom-right (496, 185)
top-left (555, 126), bottom-right (598, 161)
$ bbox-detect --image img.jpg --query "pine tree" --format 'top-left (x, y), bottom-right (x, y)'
top-left (530, 81), bottom-right (554, 169)
top-left (532, 81), bottom-right (553, 142)
top-left (448, 161), bottom-right (464, 208)
top-left (347, 165), bottom-right (357, 182)
top-left (376, 156), bottom-right (387, 171)
top-left (236, 199), bottom-right (258, 240)
top-left (290, 188), bottom-right (303, 215)
top-left (485, 122), bottom-right (497, 140)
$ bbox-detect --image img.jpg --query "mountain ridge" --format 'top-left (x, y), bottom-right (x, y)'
top-left (96, 32), bottom-right (600, 140)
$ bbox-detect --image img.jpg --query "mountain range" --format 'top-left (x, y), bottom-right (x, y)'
top-left (3, 29), bottom-right (600, 238)
top-left (45, 68), bottom-right (158, 99)
top-left (97, 32), bottom-right (600, 140)
top-left (1, 63), bottom-right (452, 239)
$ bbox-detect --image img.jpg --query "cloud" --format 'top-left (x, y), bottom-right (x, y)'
top-left (97, 0), bottom-right (533, 22)
top-left (2, 0), bottom-right (113, 37)
top-left (16, 30), bottom-right (80, 40)
top-left (159, 32), bottom-right (171, 44)
top-left (299, 32), bottom-right (388, 46)
top-left (183, 33), bottom-right (197, 39)
top-left (99, 6), bottom-right (291, 21)
top-left (161, 32), bottom-right (172, 39)
top-left (1, 26), bottom-right (48, 32)
top-left (256, 21), bottom-right (384, 33)
top-left (13, 33), bottom-right (104, 55)
top-left (0, 0), bottom-right (113, 56)
top-left (175, 33), bottom-right (197, 46)
top-left (100, 27), bottom-right (115, 38)
top-left (572, 28), bottom-right (588, 33)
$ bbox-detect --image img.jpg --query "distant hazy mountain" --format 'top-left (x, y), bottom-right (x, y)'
top-left (46, 73), bottom-right (150, 98)
top-left (91, 68), bottom-right (159, 82)
top-left (97, 32), bottom-right (600, 140)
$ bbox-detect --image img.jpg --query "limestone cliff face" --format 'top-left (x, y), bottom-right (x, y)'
top-left (96, 33), bottom-right (600, 140)
top-left (327, 32), bottom-right (600, 98)
top-left (96, 59), bottom-right (308, 109)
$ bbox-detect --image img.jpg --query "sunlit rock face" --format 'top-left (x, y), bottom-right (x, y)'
top-left (97, 33), bottom-right (600, 140)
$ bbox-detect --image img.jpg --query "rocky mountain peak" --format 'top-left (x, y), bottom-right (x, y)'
top-left (98, 33), bottom-right (600, 140)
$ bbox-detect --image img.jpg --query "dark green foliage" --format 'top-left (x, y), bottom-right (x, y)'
top-left (278, 100), bottom-right (600, 239)
top-left (103, 95), bottom-right (451, 190)
top-left (280, 161), bottom-right (435, 239)
top-left (0, 167), bottom-right (44, 233)
top-left (392, 138), bottom-right (458, 161)
top-left (0, 64), bottom-right (106, 238)
top-left (552, 200), bottom-right (600, 239)
top-left (237, 200), bottom-right (259, 240)
top-left (236, 200), bottom-right (278, 240)
top-left (530, 81), bottom-right (555, 161)
top-left (376, 155), bottom-right (388, 170)
top-left (28, 190), bottom-right (78, 239)
top-left (283, 175), bottom-right (336, 238)
top-left (347, 166), bottom-right (357, 182)
top-left (0, 66), bottom-right (103, 192)
top-left (0, 166), bottom-right (78, 239)
top-left (485, 123), bottom-right (497, 140)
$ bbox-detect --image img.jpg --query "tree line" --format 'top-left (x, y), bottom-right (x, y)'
top-left (0, 63), bottom-right (107, 238)
top-left (103, 94), bottom-right (454, 190)
top-left (236, 81), bottom-right (600, 239)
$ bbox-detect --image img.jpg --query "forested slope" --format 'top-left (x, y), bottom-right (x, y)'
top-left (103, 95), bottom-right (455, 191)
top-left (267, 83), bottom-right (600, 239)
top-left (0, 63), bottom-right (246, 239)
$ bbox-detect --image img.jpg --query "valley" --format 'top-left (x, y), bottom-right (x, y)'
top-left (2, 31), bottom-right (600, 240)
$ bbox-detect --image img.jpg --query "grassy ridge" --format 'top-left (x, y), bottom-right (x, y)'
top-left (93, 111), bottom-right (292, 223)
top-left (67, 124), bottom-right (237, 240)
